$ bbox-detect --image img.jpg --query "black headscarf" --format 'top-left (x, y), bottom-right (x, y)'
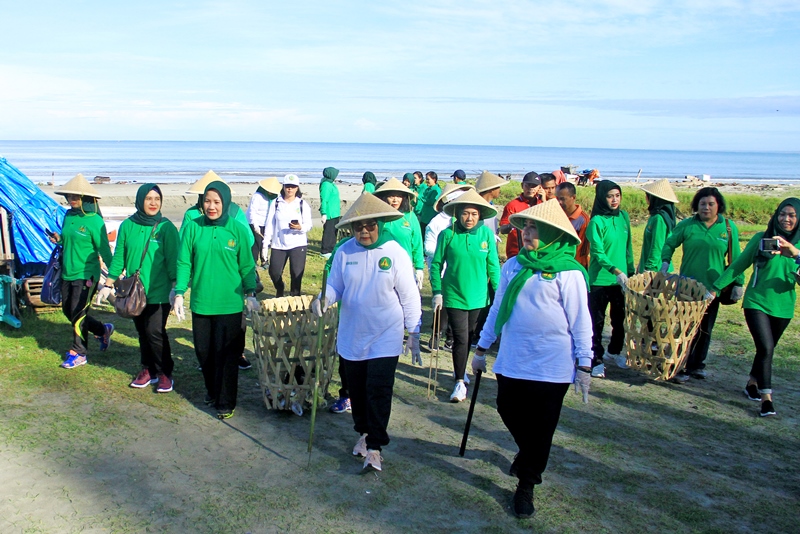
top-left (130, 183), bottom-right (163, 226)
top-left (647, 193), bottom-right (676, 232)
top-left (203, 181), bottom-right (231, 227)
top-left (591, 180), bottom-right (621, 218)
top-left (755, 197), bottom-right (800, 269)
top-left (362, 171), bottom-right (377, 185)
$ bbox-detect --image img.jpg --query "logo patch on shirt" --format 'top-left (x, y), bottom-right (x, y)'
top-left (78, 226), bottom-right (86, 234)
top-left (720, 232), bottom-right (728, 239)
top-left (541, 272), bottom-right (556, 280)
top-left (225, 239), bottom-right (237, 252)
top-left (378, 257), bottom-right (392, 270)
top-left (481, 241), bottom-right (488, 250)
top-left (403, 220), bottom-right (410, 227)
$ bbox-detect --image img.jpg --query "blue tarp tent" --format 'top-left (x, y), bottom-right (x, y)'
top-left (0, 157), bottom-right (66, 278)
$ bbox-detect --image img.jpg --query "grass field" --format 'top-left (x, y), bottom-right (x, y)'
top-left (1, 213), bottom-right (799, 533)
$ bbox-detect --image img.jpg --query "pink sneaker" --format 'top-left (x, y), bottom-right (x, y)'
top-left (156, 374), bottom-right (173, 393)
top-left (130, 369), bottom-right (157, 388)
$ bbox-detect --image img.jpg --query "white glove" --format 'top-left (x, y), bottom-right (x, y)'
top-left (659, 262), bottom-right (670, 274)
top-left (169, 288), bottom-right (176, 307)
top-left (432, 294), bottom-right (443, 312)
top-left (321, 214), bottom-right (327, 224)
top-left (574, 368), bottom-right (591, 404)
top-left (311, 294), bottom-right (329, 317)
top-left (245, 296), bottom-right (260, 315)
top-left (471, 352), bottom-right (487, 374)
top-left (616, 272), bottom-right (629, 287)
top-left (97, 285), bottom-right (113, 303)
top-left (730, 286), bottom-right (744, 302)
top-left (173, 295), bottom-right (186, 322)
top-left (415, 269), bottom-right (424, 290)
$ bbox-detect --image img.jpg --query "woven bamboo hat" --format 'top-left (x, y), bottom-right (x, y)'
top-left (641, 179), bottom-right (679, 203)
top-left (475, 171), bottom-right (509, 194)
top-left (434, 183), bottom-right (475, 212)
top-left (187, 170), bottom-right (235, 194)
top-left (55, 173), bottom-right (101, 199)
top-left (373, 177), bottom-right (417, 199)
top-left (257, 177), bottom-right (281, 195)
top-left (509, 199), bottom-right (580, 245)
top-left (442, 189), bottom-right (498, 219)
top-left (336, 192), bottom-right (404, 229)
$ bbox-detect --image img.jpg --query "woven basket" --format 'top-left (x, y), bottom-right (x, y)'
top-left (623, 272), bottom-right (712, 380)
top-left (251, 295), bottom-right (339, 413)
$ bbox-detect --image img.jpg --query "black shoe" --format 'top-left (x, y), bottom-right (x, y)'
top-left (217, 408), bottom-right (235, 419)
top-left (671, 371), bottom-right (690, 384)
top-left (444, 339), bottom-right (453, 350)
top-left (238, 356), bottom-right (252, 370)
top-left (204, 394), bottom-right (215, 406)
top-left (690, 369), bottom-right (706, 379)
top-left (512, 484), bottom-right (535, 518)
top-left (744, 384), bottom-right (761, 401)
top-left (760, 400), bottom-right (776, 417)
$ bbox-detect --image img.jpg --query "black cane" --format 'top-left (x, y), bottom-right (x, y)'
top-left (458, 370), bottom-right (482, 457)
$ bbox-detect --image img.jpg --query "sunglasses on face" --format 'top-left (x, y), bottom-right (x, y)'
top-left (353, 222), bottom-right (378, 231)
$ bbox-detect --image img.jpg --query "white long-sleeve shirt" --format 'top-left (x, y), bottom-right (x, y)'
top-left (477, 258), bottom-right (592, 383)
top-left (246, 192), bottom-right (272, 228)
top-left (325, 238), bottom-right (422, 361)
top-left (262, 196), bottom-right (313, 252)
top-left (424, 212), bottom-right (452, 258)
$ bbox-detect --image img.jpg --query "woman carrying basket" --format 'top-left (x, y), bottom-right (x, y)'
top-left (638, 179), bottom-right (679, 273)
top-left (471, 199), bottom-right (592, 518)
top-left (100, 184), bottom-right (179, 392)
top-left (712, 198), bottom-right (800, 416)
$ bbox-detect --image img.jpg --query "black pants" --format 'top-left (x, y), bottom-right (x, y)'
top-left (744, 308), bottom-right (791, 393)
top-left (686, 297), bottom-right (721, 372)
top-left (496, 375), bottom-right (569, 486)
top-left (447, 307), bottom-right (481, 380)
top-left (268, 246), bottom-right (307, 297)
top-left (337, 355), bottom-right (349, 398)
top-left (132, 303), bottom-right (173, 377)
top-left (589, 285), bottom-right (625, 365)
top-left (61, 279), bottom-right (105, 354)
top-left (431, 307), bottom-right (452, 343)
top-left (192, 312), bottom-right (245, 411)
top-left (343, 356), bottom-right (399, 451)
top-left (321, 217), bottom-right (340, 254)
top-left (474, 284), bottom-right (495, 341)
top-left (250, 224), bottom-right (265, 265)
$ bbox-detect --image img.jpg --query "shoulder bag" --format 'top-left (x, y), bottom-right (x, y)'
top-left (113, 224), bottom-right (158, 318)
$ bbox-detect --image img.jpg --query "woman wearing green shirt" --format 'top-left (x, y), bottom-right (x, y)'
top-left (713, 198), bottom-right (800, 417)
top-left (361, 171), bottom-right (377, 194)
top-left (374, 177), bottom-right (426, 290)
top-left (661, 187), bottom-right (744, 383)
top-left (101, 184), bottom-right (179, 392)
top-left (431, 189), bottom-right (501, 402)
top-left (638, 179), bottom-right (678, 273)
top-left (50, 174), bottom-right (114, 369)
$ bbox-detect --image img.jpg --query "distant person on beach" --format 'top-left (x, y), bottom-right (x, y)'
top-left (312, 193), bottom-right (421, 474)
top-left (49, 173), bottom-right (114, 369)
top-left (499, 172), bottom-right (543, 260)
top-left (361, 171), bottom-right (377, 194)
top-left (556, 182), bottom-right (590, 269)
top-left (539, 173), bottom-right (558, 201)
top-left (246, 177), bottom-right (281, 270)
top-left (319, 167), bottom-right (341, 259)
top-left (411, 172), bottom-right (427, 219)
top-left (662, 187), bottom-right (743, 383)
top-left (637, 179), bottom-right (679, 273)
top-left (451, 169), bottom-right (467, 185)
top-left (417, 171), bottom-right (442, 236)
top-left (401, 175), bottom-right (412, 188)
top-left (586, 180), bottom-right (634, 377)
top-left (471, 199), bottom-right (591, 519)
top-left (712, 198), bottom-right (800, 417)
top-left (430, 190), bottom-right (500, 403)
top-left (174, 181), bottom-right (258, 419)
top-left (100, 183), bottom-right (179, 392)
top-left (263, 174), bottom-right (313, 297)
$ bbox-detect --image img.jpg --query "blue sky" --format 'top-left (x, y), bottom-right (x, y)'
top-left (1, 1), bottom-right (798, 151)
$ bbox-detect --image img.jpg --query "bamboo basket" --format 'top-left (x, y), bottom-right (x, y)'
top-left (623, 272), bottom-right (712, 380)
top-left (251, 295), bottom-right (339, 413)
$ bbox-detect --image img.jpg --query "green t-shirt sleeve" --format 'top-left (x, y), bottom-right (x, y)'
top-left (486, 228), bottom-right (501, 291)
top-left (175, 222), bottom-right (195, 294)
top-left (430, 229), bottom-right (449, 295)
top-left (729, 220), bottom-right (745, 286)
top-left (96, 220), bottom-right (113, 267)
top-left (162, 221), bottom-right (180, 285)
top-left (661, 219), bottom-right (685, 264)
top-left (714, 232), bottom-right (760, 292)
top-left (587, 218), bottom-right (616, 275)
top-left (107, 221), bottom-right (127, 280)
top-left (410, 217), bottom-right (424, 270)
top-left (624, 212), bottom-right (635, 276)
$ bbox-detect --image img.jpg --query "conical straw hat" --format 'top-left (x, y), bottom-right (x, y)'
top-left (257, 177), bottom-right (282, 195)
top-left (54, 173), bottom-right (101, 198)
top-left (434, 182), bottom-right (475, 212)
top-left (509, 199), bottom-right (580, 245)
top-left (641, 179), bottom-right (679, 203)
top-left (187, 170), bottom-right (235, 194)
top-left (442, 189), bottom-right (498, 219)
top-left (374, 177), bottom-right (417, 198)
top-left (475, 171), bottom-right (509, 194)
top-left (336, 192), bottom-right (404, 228)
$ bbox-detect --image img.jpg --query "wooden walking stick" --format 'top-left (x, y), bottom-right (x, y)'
top-left (458, 370), bottom-right (482, 457)
top-left (427, 307), bottom-right (441, 399)
top-left (307, 269), bottom-right (328, 467)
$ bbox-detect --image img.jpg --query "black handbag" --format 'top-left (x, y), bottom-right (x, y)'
top-left (717, 218), bottom-right (738, 305)
top-left (113, 224), bottom-right (158, 318)
top-left (41, 245), bottom-right (63, 305)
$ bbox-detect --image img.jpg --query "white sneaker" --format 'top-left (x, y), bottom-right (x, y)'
top-left (363, 449), bottom-right (382, 472)
top-left (607, 352), bottom-right (629, 369)
top-left (591, 363), bottom-right (606, 378)
top-left (450, 381), bottom-right (468, 403)
top-left (353, 434), bottom-right (367, 458)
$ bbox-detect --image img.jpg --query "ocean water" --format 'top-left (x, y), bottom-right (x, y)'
top-left (1, 140), bottom-right (799, 185)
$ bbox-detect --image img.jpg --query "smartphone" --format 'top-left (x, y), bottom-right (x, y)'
top-left (760, 238), bottom-right (779, 252)
top-left (44, 228), bottom-right (54, 237)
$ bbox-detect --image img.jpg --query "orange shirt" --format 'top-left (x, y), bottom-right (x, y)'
top-left (500, 195), bottom-right (540, 259)
top-left (567, 204), bottom-right (590, 269)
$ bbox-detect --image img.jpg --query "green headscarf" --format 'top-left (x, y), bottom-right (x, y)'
top-left (402, 172), bottom-right (415, 183)
top-left (352, 219), bottom-right (391, 250)
top-left (647, 193), bottom-right (676, 232)
top-left (321, 167), bottom-right (339, 185)
top-left (130, 183), bottom-right (163, 226)
top-left (494, 221), bottom-right (588, 335)
top-left (203, 181), bottom-right (231, 227)
top-left (362, 171), bottom-right (377, 185)
top-left (755, 197), bottom-right (800, 269)
top-left (591, 180), bottom-right (621, 218)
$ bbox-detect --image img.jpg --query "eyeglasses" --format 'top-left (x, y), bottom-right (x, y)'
top-left (353, 221), bottom-right (378, 231)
